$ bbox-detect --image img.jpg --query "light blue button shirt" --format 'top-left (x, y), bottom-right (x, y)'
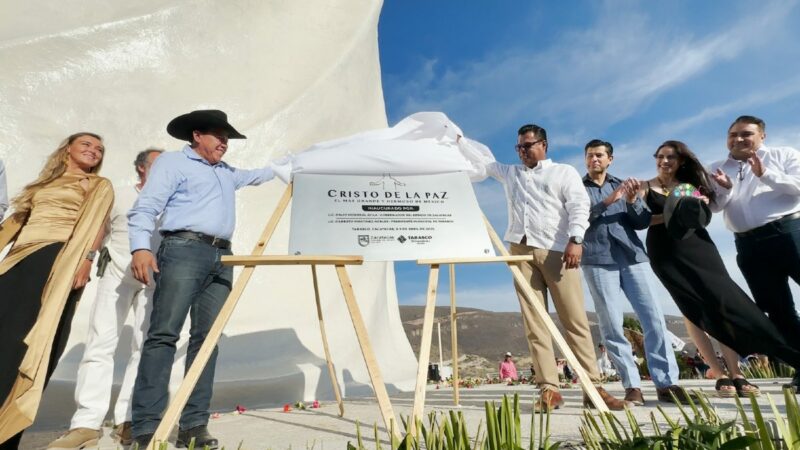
top-left (128, 145), bottom-right (275, 251)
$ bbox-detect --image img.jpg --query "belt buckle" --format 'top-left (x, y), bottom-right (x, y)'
top-left (211, 236), bottom-right (220, 247)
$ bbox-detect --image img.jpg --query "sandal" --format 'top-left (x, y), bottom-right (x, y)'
top-left (715, 378), bottom-right (737, 398)
top-left (733, 378), bottom-right (760, 398)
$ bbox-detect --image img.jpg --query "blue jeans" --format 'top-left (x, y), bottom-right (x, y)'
top-left (583, 262), bottom-right (679, 389)
top-left (131, 236), bottom-right (232, 437)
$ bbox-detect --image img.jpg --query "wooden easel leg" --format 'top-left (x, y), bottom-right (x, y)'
top-left (146, 184), bottom-right (293, 449)
top-left (409, 264), bottom-right (440, 435)
top-left (482, 215), bottom-right (608, 413)
top-left (311, 264), bottom-right (344, 417)
top-left (334, 264), bottom-right (400, 438)
top-left (449, 264), bottom-right (460, 406)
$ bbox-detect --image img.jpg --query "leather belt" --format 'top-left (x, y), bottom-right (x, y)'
top-left (161, 230), bottom-right (231, 249)
top-left (734, 211), bottom-right (800, 240)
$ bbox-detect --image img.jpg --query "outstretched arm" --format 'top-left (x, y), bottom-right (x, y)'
top-left (232, 162), bottom-right (277, 189)
top-left (456, 136), bottom-right (500, 182)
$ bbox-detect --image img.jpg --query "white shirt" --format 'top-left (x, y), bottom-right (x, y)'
top-left (487, 159), bottom-right (590, 251)
top-left (709, 146), bottom-right (800, 233)
top-left (107, 184), bottom-right (162, 282)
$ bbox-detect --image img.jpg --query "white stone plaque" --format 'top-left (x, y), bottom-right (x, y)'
top-left (289, 172), bottom-right (495, 261)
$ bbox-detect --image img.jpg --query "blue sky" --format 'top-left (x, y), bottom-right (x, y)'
top-left (378, 1), bottom-right (800, 315)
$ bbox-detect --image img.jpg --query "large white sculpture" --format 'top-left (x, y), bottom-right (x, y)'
top-left (0, 0), bottom-right (417, 421)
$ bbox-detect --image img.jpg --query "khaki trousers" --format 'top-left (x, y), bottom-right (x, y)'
top-left (510, 242), bottom-right (600, 389)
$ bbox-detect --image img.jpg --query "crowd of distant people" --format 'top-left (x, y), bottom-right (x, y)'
top-left (1, 112), bottom-right (799, 449)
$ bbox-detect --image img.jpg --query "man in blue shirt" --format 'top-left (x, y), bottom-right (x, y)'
top-left (127, 110), bottom-right (276, 449)
top-left (581, 139), bottom-right (685, 405)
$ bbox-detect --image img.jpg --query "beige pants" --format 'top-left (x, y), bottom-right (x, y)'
top-left (510, 242), bottom-right (600, 389)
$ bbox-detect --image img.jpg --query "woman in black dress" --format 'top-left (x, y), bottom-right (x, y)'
top-left (640, 140), bottom-right (800, 396)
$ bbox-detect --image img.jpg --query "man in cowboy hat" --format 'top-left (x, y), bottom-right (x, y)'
top-left (127, 110), bottom-right (276, 449)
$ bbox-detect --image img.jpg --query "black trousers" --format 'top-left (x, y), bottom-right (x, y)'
top-left (0, 243), bottom-right (82, 450)
top-left (736, 216), bottom-right (800, 365)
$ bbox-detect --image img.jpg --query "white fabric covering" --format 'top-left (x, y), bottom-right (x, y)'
top-left (274, 112), bottom-right (497, 182)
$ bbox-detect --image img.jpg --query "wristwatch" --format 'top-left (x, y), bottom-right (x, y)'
top-left (85, 250), bottom-right (97, 261)
top-left (569, 236), bottom-right (584, 245)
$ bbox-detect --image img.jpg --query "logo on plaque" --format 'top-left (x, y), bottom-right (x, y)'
top-left (369, 173), bottom-right (406, 190)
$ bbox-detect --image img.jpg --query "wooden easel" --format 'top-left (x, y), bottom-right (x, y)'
top-left (408, 215), bottom-right (609, 432)
top-left (144, 183), bottom-right (400, 449)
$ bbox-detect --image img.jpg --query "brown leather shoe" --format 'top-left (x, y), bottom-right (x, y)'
top-left (112, 422), bottom-right (133, 446)
top-left (624, 387), bottom-right (645, 406)
top-left (583, 386), bottom-right (631, 411)
top-left (656, 385), bottom-right (696, 404)
top-left (533, 388), bottom-right (564, 413)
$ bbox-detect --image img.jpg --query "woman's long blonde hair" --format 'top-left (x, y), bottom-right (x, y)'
top-left (10, 132), bottom-right (104, 223)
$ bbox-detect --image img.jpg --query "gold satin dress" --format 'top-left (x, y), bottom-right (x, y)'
top-left (0, 173), bottom-right (113, 444)
top-left (0, 173), bottom-right (93, 275)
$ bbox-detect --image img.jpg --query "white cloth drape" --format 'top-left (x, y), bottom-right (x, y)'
top-left (272, 112), bottom-right (496, 182)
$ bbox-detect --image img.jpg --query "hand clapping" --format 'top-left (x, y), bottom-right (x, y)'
top-left (711, 168), bottom-right (732, 189)
top-left (622, 178), bottom-right (641, 203)
top-left (604, 178), bottom-right (641, 206)
top-left (748, 153), bottom-right (765, 177)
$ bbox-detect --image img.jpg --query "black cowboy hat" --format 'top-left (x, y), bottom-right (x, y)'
top-left (167, 109), bottom-right (247, 141)
top-left (664, 189), bottom-right (712, 240)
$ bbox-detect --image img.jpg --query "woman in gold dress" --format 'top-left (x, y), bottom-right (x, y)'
top-left (0, 133), bottom-right (114, 449)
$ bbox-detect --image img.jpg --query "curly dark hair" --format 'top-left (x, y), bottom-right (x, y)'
top-left (654, 140), bottom-right (716, 203)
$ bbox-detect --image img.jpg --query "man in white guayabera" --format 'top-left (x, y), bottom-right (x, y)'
top-left (462, 123), bottom-right (629, 413)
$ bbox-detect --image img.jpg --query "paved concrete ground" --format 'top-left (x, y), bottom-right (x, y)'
top-left (21, 378), bottom-right (795, 449)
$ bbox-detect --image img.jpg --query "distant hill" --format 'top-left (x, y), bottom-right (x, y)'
top-left (399, 305), bottom-right (692, 376)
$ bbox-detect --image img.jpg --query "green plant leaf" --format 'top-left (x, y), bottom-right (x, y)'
top-left (783, 387), bottom-right (800, 449)
top-left (718, 435), bottom-right (759, 450)
top-left (749, 394), bottom-right (776, 450)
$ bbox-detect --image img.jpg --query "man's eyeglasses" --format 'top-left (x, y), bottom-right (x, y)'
top-left (515, 140), bottom-right (544, 152)
top-left (738, 161), bottom-right (746, 181)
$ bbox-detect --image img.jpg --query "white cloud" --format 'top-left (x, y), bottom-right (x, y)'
top-left (386, 2), bottom-right (795, 140)
top-left (654, 77), bottom-right (800, 138)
